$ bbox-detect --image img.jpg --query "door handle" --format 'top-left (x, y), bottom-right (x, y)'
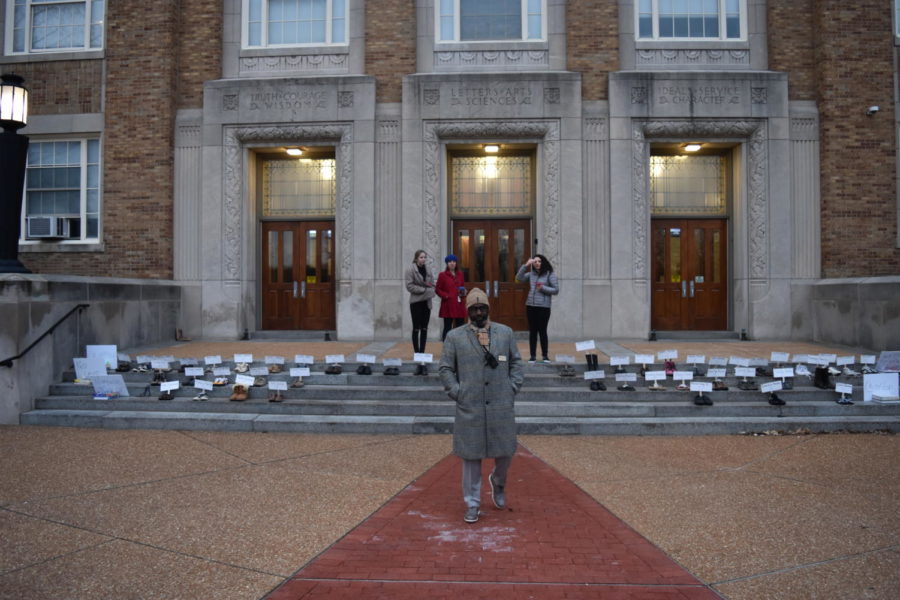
top-left (301, 281), bottom-right (307, 298)
top-left (689, 280), bottom-right (695, 298)
top-left (293, 281), bottom-right (298, 298)
top-left (485, 281), bottom-right (489, 296)
top-left (681, 281), bottom-right (687, 298)
top-left (493, 280), bottom-right (499, 298)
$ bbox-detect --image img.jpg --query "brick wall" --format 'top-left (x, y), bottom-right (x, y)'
top-left (24, 0), bottom-right (180, 278)
top-left (7, 60), bottom-right (103, 114)
top-left (567, 0), bottom-right (619, 101)
top-left (177, 0), bottom-right (223, 109)
top-left (813, 0), bottom-right (899, 277)
top-left (366, 0), bottom-right (416, 103)
top-left (768, 0), bottom-right (817, 101)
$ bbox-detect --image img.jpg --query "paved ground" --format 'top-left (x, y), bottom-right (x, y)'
top-left (1, 426), bottom-right (897, 599)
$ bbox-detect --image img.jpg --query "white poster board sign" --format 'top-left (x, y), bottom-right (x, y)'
top-left (356, 354), bottom-right (377, 364)
top-left (761, 381), bottom-right (783, 393)
top-left (265, 355), bottom-right (285, 365)
top-left (235, 374), bottom-right (255, 387)
top-left (205, 355), bottom-right (222, 365)
top-left (770, 352), bottom-right (790, 363)
top-left (290, 367), bottom-right (311, 377)
top-left (633, 354), bottom-right (654, 365)
top-left (383, 358), bottom-right (403, 367)
top-left (326, 354), bottom-right (346, 364)
top-left (575, 340), bottom-right (596, 352)
top-left (691, 381), bottom-right (713, 393)
top-left (234, 354), bottom-right (254, 364)
top-left (584, 370), bottom-right (605, 380)
top-left (864, 373), bottom-right (900, 402)
top-left (555, 354), bottom-right (575, 364)
top-left (644, 370), bottom-right (666, 381)
top-left (194, 379), bottom-right (214, 391)
top-left (73, 357), bottom-right (107, 380)
top-left (413, 353), bottom-right (433, 364)
top-left (91, 375), bottom-right (130, 398)
top-left (86, 345), bottom-right (118, 369)
top-left (295, 354), bottom-right (315, 365)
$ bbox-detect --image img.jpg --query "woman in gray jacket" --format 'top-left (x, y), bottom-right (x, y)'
top-left (405, 249), bottom-right (435, 373)
top-left (515, 254), bottom-right (559, 363)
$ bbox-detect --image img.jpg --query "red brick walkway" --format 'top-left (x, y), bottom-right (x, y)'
top-left (266, 447), bottom-right (721, 599)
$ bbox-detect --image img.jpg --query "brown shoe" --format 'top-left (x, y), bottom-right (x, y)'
top-left (290, 377), bottom-right (305, 388)
top-left (268, 364), bottom-right (283, 374)
top-left (230, 384), bottom-right (248, 401)
top-left (269, 391), bottom-right (284, 403)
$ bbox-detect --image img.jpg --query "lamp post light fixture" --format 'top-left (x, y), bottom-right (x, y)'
top-left (0, 73), bottom-right (31, 273)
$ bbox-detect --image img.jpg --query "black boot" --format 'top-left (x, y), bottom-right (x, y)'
top-left (585, 354), bottom-right (593, 372)
top-left (813, 366), bottom-right (833, 390)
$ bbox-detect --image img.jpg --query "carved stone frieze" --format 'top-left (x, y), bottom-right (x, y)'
top-left (423, 120), bottom-right (561, 268)
top-left (240, 53), bottom-right (348, 74)
top-left (434, 50), bottom-right (548, 69)
top-left (632, 120), bottom-right (767, 279)
top-left (790, 117), bottom-right (818, 142)
top-left (635, 48), bottom-right (750, 68)
top-left (584, 118), bottom-right (608, 141)
top-left (223, 124), bottom-right (353, 280)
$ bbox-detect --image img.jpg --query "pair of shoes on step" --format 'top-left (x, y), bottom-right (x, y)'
top-left (414, 364), bottom-right (429, 376)
top-left (230, 384), bottom-right (248, 401)
top-left (589, 380), bottom-right (606, 391)
top-left (325, 364), bottom-right (343, 375)
top-left (192, 391), bottom-right (208, 401)
top-left (158, 390), bottom-right (174, 401)
top-left (268, 390), bottom-right (284, 403)
top-left (693, 394), bottom-right (713, 406)
top-left (558, 364), bottom-right (576, 377)
top-left (290, 377), bottom-right (305, 388)
top-left (356, 364), bottom-right (372, 375)
top-left (383, 366), bottom-right (400, 376)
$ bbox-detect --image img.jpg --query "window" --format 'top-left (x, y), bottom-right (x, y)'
top-left (7, 0), bottom-right (104, 54)
top-left (244, 0), bottom-right (347, 48)
top-left (896, 0), bottom-right (900, 36)
top-left (262, 156), bottom-right (336, 217)
top-left (438, 0), bottom-right (544, 43)
top-left (637, 0), bottom-right (743, 41)
top-left (450, 154), bottom-right (533, 217)
top-left (22, 139), bottom-right (101, 241)
top-left (649, 155), bottom-right (726, 216)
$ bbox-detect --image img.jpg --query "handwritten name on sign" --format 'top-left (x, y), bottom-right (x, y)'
top-left (449, 86), bottom-right (533, 107)
top-left (655, 85), bottom-right (741, 106)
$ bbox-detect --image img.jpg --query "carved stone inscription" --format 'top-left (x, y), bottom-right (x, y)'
top-left (655, 84), bottom-right (741, 106)
top-left (449, 86), bottom-right (533, 107)
top-left (248, 90), bottom-right (328, 111)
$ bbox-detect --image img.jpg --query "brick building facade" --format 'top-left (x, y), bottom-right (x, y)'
top-left (2, 0), bottom-right (897, 342)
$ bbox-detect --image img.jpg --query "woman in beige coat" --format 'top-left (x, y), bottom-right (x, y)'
top-left (405, 250), bottom-right (435, 373)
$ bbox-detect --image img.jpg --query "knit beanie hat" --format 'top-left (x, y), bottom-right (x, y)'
top-left (466, 287), bottom-right (489, 309)
top-left (444, 254), bottom-right (458, 263)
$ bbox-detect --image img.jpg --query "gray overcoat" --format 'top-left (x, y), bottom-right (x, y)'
top-left (439, 322), bottom-right (524, 459)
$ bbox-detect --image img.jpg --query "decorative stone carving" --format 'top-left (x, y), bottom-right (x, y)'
top-left (790, 117), bottom-right (818, 141)
top-left (424, 89), bottom-right (440, 105)
top-left (544, 87), bottom-right (560, 104)
top-left (635, 48), bottom-right (750, 68)
top-left (239, 53), bottom-right (348, 74)
top-left (584, 117), bottom-right (608, 141)
top-left (223, 124), bottom-right (353, 281)
top-left (434, 50), bottom-right (548, 69)
top-left (631, 87), bottom-right (648, 104)
top-left (223, 95), bottom-right (238, 111)
top-left (338, 91), bottom-right (353, 108)
top-left (751, 87), bottom-right (767, 104)
top-left (632, 120), bottom-right (768, 279)
top-left (423, 120), bottom-right (561, 268)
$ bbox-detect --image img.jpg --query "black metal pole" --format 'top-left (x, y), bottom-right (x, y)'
top-left (0, 128), bottom-right (31, 273)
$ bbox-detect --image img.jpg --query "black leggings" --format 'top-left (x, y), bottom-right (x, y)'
top-left (442, 317), bottom-right (465, 341)
top-left (526, 305), bottom-right (551, 359)
top-left (410, 301), bottom-right (431, 353)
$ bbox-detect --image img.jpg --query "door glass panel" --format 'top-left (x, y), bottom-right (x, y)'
top-left (693, 228), bottom-right (705, 282)
top-left (268, 231), bottom-right (279, 283)
top-left (654, 227), bottom-right (666, 283)
top-left (712, 230), bottom-right (721, 283)
top-left (513, 228), bottom-right (525, 274)
top-left (321, 229), bottom-right (334, 283)
top-left (457, 228), bottom-right (470, 281)
top-left (306, 230), bottom-right (317, 283)
top-left (497, 228), bottom-right (509, 282)
top-left (669, 228), bottom-right (681, 283)
top-left (282, 231), bottom-right (293, 283)
top-left (474, 228), bottom-right (486, 282)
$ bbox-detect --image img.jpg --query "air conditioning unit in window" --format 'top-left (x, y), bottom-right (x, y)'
top-left (26, 216), bottom-right (72, 239)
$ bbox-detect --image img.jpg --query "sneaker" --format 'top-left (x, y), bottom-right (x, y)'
top-left (234, 362), bottom-right (249, 373)
top-left (664, 360), bottom-right (676, 376)
top-left (841, 366), bottom-right (860, 377)
top-left (528, 358), bottom-right (536, 365)
top-left (861, 366), bottom-right (878, 374)
top-left (713, 380), bottom-right (729, 391)
top-left (617, 384), bottom-right (635, 392)
top-left (464, 506), bottom-right (480, 523)
top-left (836, 397), bottom-right (854, 406)
top-left (693, 394), bottom-right (713, 406)
top-left (192, 391), bottom-right (208, 401)
top-left (676, 383), bottom-right (689, 391)
top-left (827, 366), bottom-right (841, 376)
top-left (290, 377), bottom-right (305, 388)
top-left (767, 392), bottom-right (786, 406)
top-left (489, 473), bottom-right (506, 509)
top-left (541, 358), bottom-right (551, 364)
top-left (795, 364), bottom-right (812, 378)
top-left (158, 391), bottom-right (174, 401)
top-left (589, 380), bottom-right (605, 391)
top-left (648, 381), bottom-right (664, 391)
top-left (738, 380), bottom-right (758, 391)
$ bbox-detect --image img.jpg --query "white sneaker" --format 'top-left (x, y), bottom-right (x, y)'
top-left (827, 366), bottom-right (841, 376)
top-left (795, 364), bottom-right (812, 378)
top-left (841, 366), bottom-right (860, 377)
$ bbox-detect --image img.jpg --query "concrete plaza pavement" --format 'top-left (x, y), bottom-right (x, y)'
top-left (1, 426), bottom-right (898, 599)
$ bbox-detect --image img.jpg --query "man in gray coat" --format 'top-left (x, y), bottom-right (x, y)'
top-left (439, 288), bottom-right (524, 523)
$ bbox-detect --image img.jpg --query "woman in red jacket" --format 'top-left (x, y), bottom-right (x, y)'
top-left (436, 254), bottom-right (467, 341)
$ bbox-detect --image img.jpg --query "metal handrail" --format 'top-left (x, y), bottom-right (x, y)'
top-left (0, 303), bottom-right (89, 368)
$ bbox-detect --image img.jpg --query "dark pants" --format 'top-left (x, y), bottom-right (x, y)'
top-left (526, 305), bottom-right (551, 360)
top-left (410, 301), bottom-right (431, 353)
top-left (441, 317), bottom-right (465, 341)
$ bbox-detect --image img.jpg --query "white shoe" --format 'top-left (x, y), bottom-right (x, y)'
top-left (795, 364), bottom-right (812, 378)
top-left (827, 366), bottom-right (841, 376)
top-left (861, 366), bottom-right (878, 374)
top-left (841, 366), bottom-right (860, 377)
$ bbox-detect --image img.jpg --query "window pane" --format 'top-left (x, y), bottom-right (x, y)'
top-left (669, 229), bottom-right (681, 283)
top-left (650, 155), bottom-right (726, 216)
top-left (460, 0), bottom-right (522, 41)
top-left (262, 157), bottom-right (337, 217)
top-left (450, 155), bottom-right (533, 217)
top-left (283, 231), bottom-right (293, 282)
top-left (497, 229), bottom-right (509, 282)
top-left (268, 231), bottom-right (278, 283)
top-left (321, 229), bottom-right (334, 283)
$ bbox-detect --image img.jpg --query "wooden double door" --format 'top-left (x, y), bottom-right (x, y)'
top-left (651, 219), bottom-right (728, 331)
top-left (261, 221), bottom-right (335, 330)
top-left (452, 219), bottom-right (531, 330)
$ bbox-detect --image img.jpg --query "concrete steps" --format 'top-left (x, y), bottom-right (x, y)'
top-left (20, 364), bottom-right (900, 435)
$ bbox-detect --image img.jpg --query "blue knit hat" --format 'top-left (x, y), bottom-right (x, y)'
top-left (444, 254), bottom-right (458, 263)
